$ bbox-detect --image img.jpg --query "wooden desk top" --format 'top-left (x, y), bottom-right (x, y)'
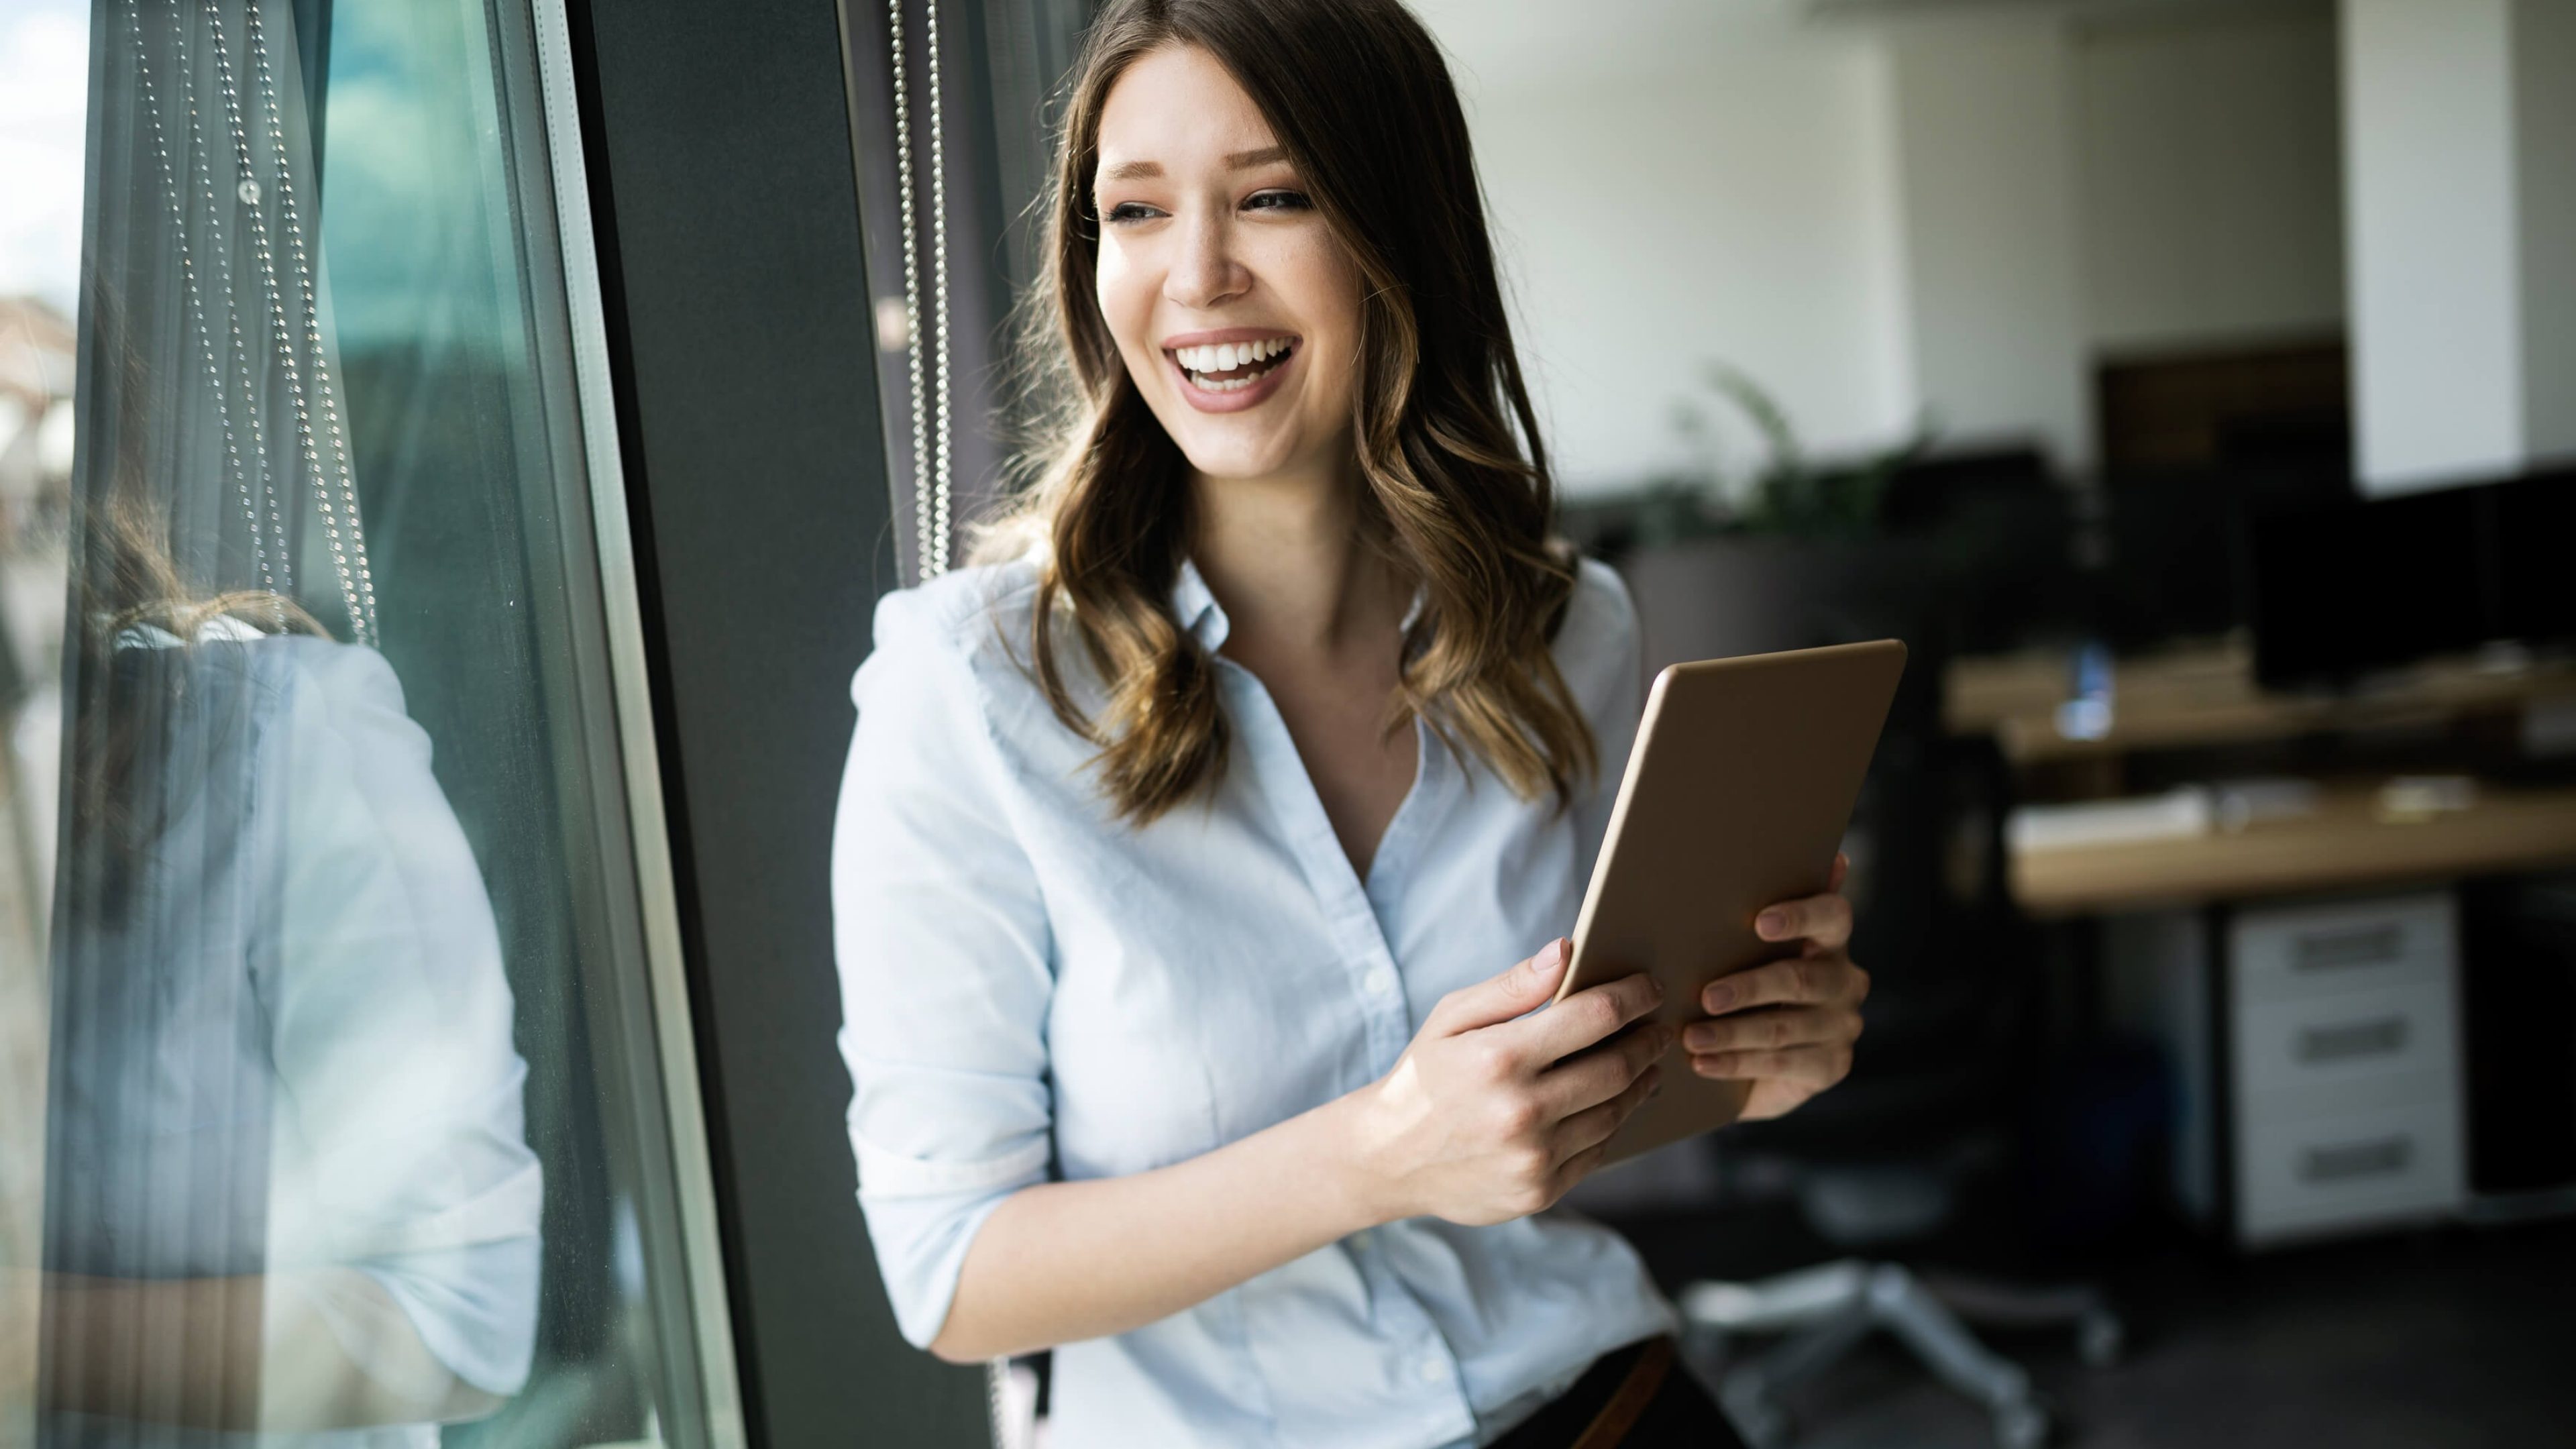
top-left (2010, 783), bottom-right (2576, 916)
top-left (1948, 641), bottom-right (2576, 763)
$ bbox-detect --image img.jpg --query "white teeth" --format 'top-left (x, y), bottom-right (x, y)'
top-left (1171, 337), bottom-right (1295, 375)
top-left (1173, 336), bottom-right (1296, 389)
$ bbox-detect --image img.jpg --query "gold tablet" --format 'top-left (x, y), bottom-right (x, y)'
top-left (1553, 637), bottom-right (1907, 1163)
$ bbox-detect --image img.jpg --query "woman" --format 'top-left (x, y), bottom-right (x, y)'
top-left (19, 305), bottom-right (541, 1442)
top-left (831, 1), bottom-right (1870, 1444)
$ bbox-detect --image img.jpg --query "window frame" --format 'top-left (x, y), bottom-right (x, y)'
top-left (557, 0), bottom-right (992, 1442)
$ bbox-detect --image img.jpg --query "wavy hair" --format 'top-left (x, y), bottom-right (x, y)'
top-left (979, 0), bottom-right (1593, 824)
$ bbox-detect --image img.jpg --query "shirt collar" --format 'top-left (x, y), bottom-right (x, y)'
top-left (1170, 556), bottom-right (1230, 653)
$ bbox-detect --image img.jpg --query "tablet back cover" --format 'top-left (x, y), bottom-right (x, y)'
top-left (1558, 638), bottom-right (1906, 1163)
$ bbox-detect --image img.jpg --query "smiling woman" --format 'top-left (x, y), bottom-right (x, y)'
top-left (979, 6), bottom-right (1601, 836)
top-left (830, 3), bottom-right (1872, 1448)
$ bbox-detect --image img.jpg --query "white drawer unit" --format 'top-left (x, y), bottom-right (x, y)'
top-left (2233, 981), bottom-right (2457, 1102)
top-left (2226, 890), bottom-right (2467, 1246)
top-left (2237, 1097), bottom-right (2466, 1245)
top-left (2229, 892), bottom-right (2455, 1006)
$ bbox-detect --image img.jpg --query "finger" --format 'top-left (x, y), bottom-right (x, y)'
top-left (1688, 1045), bottom-right (1853, 1089)
top-left (1828, 851), bottom-right (1849, 892)
top-left (1753, 891), bottom-right (1854, 949)
top-left (1428, 938), bottom-right (1570, 1035)
top-left (1536, 1021), bottom-right (1675, 1117)
top-left (1552, 1062), bottom-right (1662, 1166)
top-left (1509, 971), bottom-right (1663, 1063)
top-left (1700, 953), bottom-right (1865, 1016)
top-left (1549, 1139), bottom-right (1611, 1201)
top-left (1682, 1004), bottom-right (1861, 1056)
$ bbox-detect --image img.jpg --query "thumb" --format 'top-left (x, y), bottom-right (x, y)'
top-left (1432, 938), bottom-right (1571, 1035)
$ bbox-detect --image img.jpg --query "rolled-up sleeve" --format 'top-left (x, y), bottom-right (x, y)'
top-left (832, 589), bottom-right (1057, 1349)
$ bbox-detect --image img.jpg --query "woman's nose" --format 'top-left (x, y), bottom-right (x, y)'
top-left (1164, 213), bottom-right (1248, 310)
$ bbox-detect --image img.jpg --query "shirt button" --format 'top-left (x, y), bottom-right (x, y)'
top-left (1415, 1354), bottom-right (1448, 1383)
top-left (1363, 965), bottom-right (1398, 998)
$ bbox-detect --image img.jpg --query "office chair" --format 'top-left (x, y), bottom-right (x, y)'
top-left (1605, 533), bottom-right (2123, 1449)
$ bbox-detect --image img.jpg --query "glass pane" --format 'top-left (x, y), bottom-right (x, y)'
top-left (2, 1), bottom-right (723, 1444)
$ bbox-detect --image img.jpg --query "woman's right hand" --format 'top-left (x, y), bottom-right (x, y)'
top-left (1345, 939), bottom-right (1672, 1227)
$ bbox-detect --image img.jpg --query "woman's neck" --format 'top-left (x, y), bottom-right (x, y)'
top-left (1188, 464), bottom-right (1403, 659)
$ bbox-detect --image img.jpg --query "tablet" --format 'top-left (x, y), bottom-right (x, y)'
top-left (1554, 637), bottom-right (1907, 1163)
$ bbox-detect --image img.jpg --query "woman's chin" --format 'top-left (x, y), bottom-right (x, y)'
top-left (1171, 433), bottom-right (1307, 486)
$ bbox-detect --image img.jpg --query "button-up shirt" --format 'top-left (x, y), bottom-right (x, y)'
top-left (832, 555), bottom-right (1674, 1449)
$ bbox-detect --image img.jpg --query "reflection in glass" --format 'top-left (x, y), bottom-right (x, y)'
top-left (8, 0), bottom-right (722, 1442)
top-left (43, 524), bottom-right (540, 1440)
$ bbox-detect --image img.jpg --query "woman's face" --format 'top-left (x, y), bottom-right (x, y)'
top-left (1091, 43), bottom-right (1364, 488)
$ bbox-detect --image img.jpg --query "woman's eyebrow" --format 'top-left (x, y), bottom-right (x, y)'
top-left (1099, 148), bottom-right (1285, 184)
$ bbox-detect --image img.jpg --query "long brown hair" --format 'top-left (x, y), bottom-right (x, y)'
top-left (68, 286), bottom-right (325, 904)
top-left (981, 0), bottom-right (1593, 824)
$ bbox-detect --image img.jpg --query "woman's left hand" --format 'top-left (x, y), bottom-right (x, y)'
top-left (1684, 852), bottom-right (1870, 1122)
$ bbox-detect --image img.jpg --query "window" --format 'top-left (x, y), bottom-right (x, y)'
top-left (2, 1), bottom-right (737, 1443)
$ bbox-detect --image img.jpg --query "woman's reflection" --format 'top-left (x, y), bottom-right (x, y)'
top-left (23, 483), bottom-right (541, 1444)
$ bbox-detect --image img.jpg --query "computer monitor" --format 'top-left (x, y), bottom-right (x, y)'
top-left (2250, 484), bottom-right (2490, 688)
top-left (2491, 468), bottom-right (2576, 647)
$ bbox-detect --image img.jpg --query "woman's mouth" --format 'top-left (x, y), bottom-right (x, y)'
top-left (1166, 335), bottom-right (1298, 411)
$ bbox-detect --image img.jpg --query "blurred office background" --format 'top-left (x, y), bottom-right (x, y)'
top-left (3, 1), bottom-right (2572, 1446)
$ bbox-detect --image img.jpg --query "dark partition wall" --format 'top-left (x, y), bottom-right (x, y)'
top-left (560, 0), bottom-right (988, 1442)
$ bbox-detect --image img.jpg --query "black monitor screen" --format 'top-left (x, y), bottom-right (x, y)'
top-left (2251, 486), bottom-right (2491, 687)
top-left (2492, 471), bottom-right (2576, 646)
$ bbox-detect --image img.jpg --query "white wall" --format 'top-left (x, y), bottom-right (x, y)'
top-left (1434, 27), bottom-right (1913, 494)
top-left (2341, 0), bottom-right (2524, 492)
top-left (1882, 14), bottom-right (2092, 469)
top-left (1417, 1), bottom-right (2359, 492)
top-left (2076, 6), bottom-right (2345, 356)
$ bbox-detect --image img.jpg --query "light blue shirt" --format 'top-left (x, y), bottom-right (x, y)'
top-left (832, 555), bottom-right (1675, 1449)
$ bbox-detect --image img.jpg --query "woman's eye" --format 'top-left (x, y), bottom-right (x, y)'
top-left (1244, 189), bottom-right (1311, 213)
top-left (1104, 201), bottom-right (1163, 225)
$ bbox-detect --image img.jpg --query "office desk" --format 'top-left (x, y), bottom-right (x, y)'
top-left (1948, 641), bottom-right (2576, 764)
top-left (1951, 647), bottom-right (2576, 1244)
top-left (2011, 784), bottom-right (2576, 916)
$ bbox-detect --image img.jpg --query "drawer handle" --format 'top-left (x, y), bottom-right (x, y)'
top-left (2300, 1136), bottom-right (2412, 1183)
top-left (2296, 1016), bottom-right (2408, 1063)
top-left (2292, 924), bottom-right (2406, 971)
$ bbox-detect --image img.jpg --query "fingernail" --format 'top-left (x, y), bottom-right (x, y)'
top-left (1756, 910), bottom-right (1787, 939)
top-left (1537, 938), bottom-right (1568, 977)
top-left (1704, 981), bottom-right (1737, 1013)
top-left (1682, 1024), bottom-right (1711, 1052)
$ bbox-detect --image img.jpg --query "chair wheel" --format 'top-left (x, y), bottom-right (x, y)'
top-left (1994, 1399), bottom-right (2050, 1449)
top-left (2078, 1309), bottom-right (2124, 1368)
top-left (1720, 1374), bottom-right (1793, 1449)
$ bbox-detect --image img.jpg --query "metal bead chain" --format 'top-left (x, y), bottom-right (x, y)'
top-left (127, 1), bottom-right (279, 608)
top-left (920, 0), bottom-right (953, 579)
top-left (887, 0), bottom-right (953, 581)
top-left (202, 0), bottom-right (375, 647)
top-left (243, 0), bottom-right (376, 639)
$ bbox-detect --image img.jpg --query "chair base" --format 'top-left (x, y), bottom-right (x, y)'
top-left (1678, 1260), bottom-right (2120, 1449)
